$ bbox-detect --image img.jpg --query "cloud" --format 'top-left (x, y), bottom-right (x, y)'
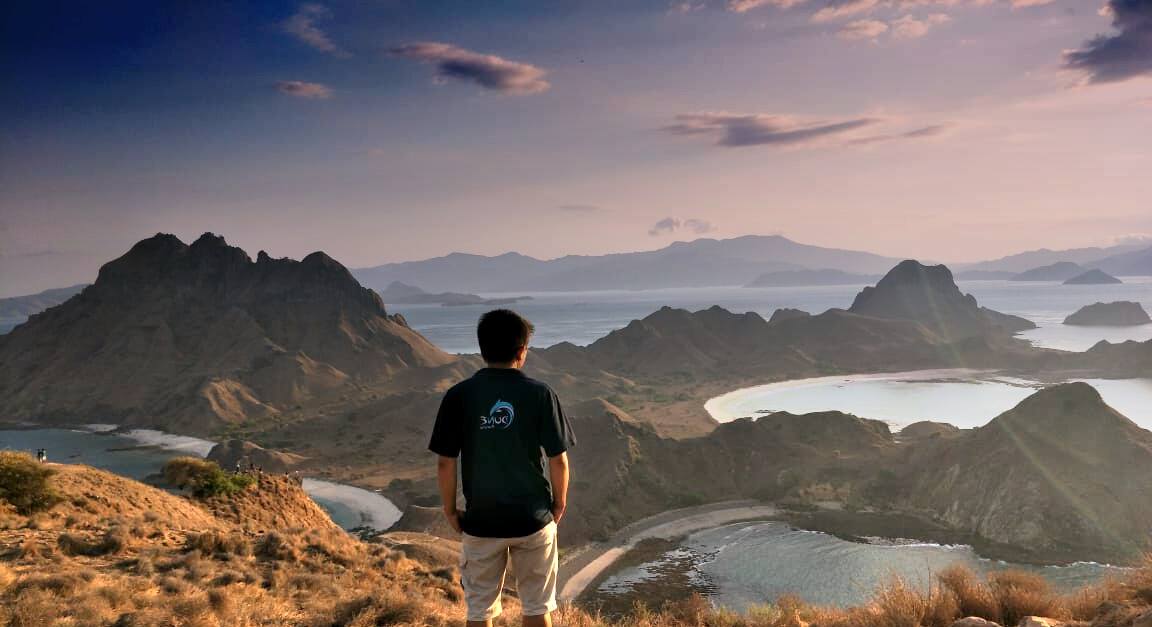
top-left (848, 123), bottom-right (952, 144)
top-left (648, 217), bottom-right (717, 236)
top-left (890, 13), bottom-right (951, 39)
top-left (727, 0), bottom-right (809, 11)
top-left (1011, 0), bottom-right (1055, 6)
top-left (390, 42), bottom-right (550, 94)
top-left (663, 112), bottom-right (879, 147)
top-left (1064, 0), bottom-right (1152, 84)
top-left (558, 204), bottom-right (602, 212)
top-left (813, 0), bottom-right (881, 22)
top-left (649, 217), bottom-right (681, 236)
top-left (838, 19), bottom-right (890, 39)
top-left (275, 80), bottom-right (332, 99)
top-left (281, 4), bottom-right (348, 57)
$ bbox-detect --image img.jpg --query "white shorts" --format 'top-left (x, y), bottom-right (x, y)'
top-left (460, 522), bottom-right (559, 621)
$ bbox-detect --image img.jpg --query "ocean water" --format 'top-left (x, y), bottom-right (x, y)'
top-left (599, 522), bottom-right (1118, 611)
top-left (0, 428), bottom-right (401, 530)
top-left (389, 279), bottom-right (1152, 354)
top-left (705, 370), bottom-right (1152, 430)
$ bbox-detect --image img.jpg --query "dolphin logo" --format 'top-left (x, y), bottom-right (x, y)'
top-left (481, 400), bottom-right (515, 430)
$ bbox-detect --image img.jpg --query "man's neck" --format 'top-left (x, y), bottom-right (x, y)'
top-left (484, 363), bottom-right (520, 370)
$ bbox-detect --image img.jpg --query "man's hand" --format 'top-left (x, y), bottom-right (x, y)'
top-left (551, 499), bottom-right (566, 525)
top-left (443, 507), bottom-right (463, 534)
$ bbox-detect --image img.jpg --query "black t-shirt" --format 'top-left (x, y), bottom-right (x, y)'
top-left (429, 368), bottom-right (576, 538)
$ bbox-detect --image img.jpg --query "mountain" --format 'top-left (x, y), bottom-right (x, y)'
top-left (0, 233), bottom-right (458, 434)
top-left (1064, 301), bottom-right (1151, 326)
top-left (890, 383), bottom-right (1152, 563)
top-left (959, 242), bottom-right (1146, 273)
top-left (745, 269), bottom-right (879, 287)
top-left (0, 283), bottom-right (87, 333)
top-left (1064, 269), bottom-right (1122, 285)
top-left (848, 260), bottom-right (1036, 341)
top-left (1090, 245), bottom-right (1152, 276)
top-left (1010, 261), bottom-right (1086, 282)
top-left (353, 235), bottom-right (904, 292)
top-left (542, 261), bottom-right (1037, 384)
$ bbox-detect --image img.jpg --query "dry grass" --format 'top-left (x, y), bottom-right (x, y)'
top-left (5, 462), bottom-right (1151, 627)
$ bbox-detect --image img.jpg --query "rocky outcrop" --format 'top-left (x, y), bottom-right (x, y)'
top-left (890, 383), bottom-right (1152, 563)
top-left (1064, 269), bottom-right (1122, 285)
top-left (1063, 301), bottom-right (1151, 326)
top-left (1010, 262), bottom-right (1085, 282)
top-left (206, 440), bottom-right (306, 473)
top-left (0, 233), bottom-right (458, 433)
top-left (769, 308), bottom-right (811, 323)
top-left (849, 261), bottom-right (1036, 341)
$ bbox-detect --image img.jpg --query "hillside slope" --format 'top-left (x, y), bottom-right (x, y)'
top-left (0, 233), bottom-right (459, 434)
top-left (888, 383), bottom-right (1152, 563)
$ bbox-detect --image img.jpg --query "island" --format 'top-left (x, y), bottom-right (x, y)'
top-left (1064, 301), bottom-right (1151, 326)
top-left (1010, 261), bottom-right (1085, 282)
top-left (1064, 269), bottom-right (1122, 285)
top-left (378, 281), bottom-right (532, 307)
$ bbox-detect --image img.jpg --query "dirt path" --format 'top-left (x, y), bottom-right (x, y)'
top-left (557, 500), bottom-right (780, 602)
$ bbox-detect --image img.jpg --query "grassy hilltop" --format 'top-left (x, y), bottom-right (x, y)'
top-left (2, 452), bottom-right (1152, 627)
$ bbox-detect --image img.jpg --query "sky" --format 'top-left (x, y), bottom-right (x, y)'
top-left (1, 0), bottom-right (1151, 297)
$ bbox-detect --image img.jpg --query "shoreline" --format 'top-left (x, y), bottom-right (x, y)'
top-left (0, 422), bottom-right (403, 532)
top-left (703, 368), bottom-right (1004, 424)
top-left (557, 500), bottom-right (780, 602)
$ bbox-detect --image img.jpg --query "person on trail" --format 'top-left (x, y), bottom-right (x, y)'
top-left (429, 309), bottom-right (576, 627)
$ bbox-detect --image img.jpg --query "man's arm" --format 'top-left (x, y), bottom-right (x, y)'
top-left (437, 455), bottom-right (462, 534)
top-left (548, 452), bottom-right (569, 524)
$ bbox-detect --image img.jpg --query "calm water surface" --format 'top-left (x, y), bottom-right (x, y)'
top-left (599, 522), bottom-right (1118, 611)
top-left (390, 280), bottom-right (1152, 354)
top-left (705, 370), bottom-right (1152, 430)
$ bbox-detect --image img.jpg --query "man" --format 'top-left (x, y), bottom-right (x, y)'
top-left (429, 309), bottom-right (576, 627)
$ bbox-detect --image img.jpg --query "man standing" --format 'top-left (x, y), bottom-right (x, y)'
top-left (429, 309), bottom-right (576, 627)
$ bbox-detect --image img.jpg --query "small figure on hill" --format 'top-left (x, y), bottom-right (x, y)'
top-left (430, 309), bottom-right (576, 627)
top-left (35, 448), bottom-right (46, 463)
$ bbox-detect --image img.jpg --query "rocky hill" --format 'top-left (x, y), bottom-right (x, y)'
top-left (1064, 301), bottom-right (1151, 326)
top-left (540, 259), bottom-right (1039, 381)
top-left (0, 233), bottom-right (460, 434)
top-left (1064, 269), bottom-right (1122, 285)
top-left (1009, 262), bottom-right (1086, 282)
top-left (849, 260), bottom-right (1036, 342)
top-left (888, 383), bottom-right (1152, 563)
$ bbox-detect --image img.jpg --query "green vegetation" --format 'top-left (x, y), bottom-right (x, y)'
top-left (0, 451), bottom-right (61, 515)
top-left (161, 457), bottom-right (256, 499)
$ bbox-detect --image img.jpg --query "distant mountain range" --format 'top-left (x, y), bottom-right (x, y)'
top-left (4, 235), bottom-right (1151, 334)
top-left (957, 241), bottom-right (1151, 274)
top-left (353, 235), bottom-right (906, 293)
top-left (0, 284), bottom-right (87, 332)
top-left (353, 235), bottom-right (1152, 294)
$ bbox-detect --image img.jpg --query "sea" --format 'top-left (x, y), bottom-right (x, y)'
top-left (597, 522), bottom-right (1120, 611)
top-left (389, 278), bottom-right (1152, 354)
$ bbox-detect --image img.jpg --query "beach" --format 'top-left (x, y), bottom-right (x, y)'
top-left (558, 500), bottom-right (780, 602)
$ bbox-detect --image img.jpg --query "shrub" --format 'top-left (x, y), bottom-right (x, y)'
top-left (0, 452), bottom-right (61, 515)
top-left (162, 457), bottom-right (255, 498)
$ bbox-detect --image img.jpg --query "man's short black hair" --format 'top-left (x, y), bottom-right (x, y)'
top-left (477, 309), bottom-right (534, 364)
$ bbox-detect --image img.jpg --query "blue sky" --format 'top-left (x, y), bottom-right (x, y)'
top-left (1, 0), bottom-right (1151, 296)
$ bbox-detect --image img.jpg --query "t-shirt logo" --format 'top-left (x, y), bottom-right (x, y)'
top-left (480, 400), bottom-right (515, 430)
